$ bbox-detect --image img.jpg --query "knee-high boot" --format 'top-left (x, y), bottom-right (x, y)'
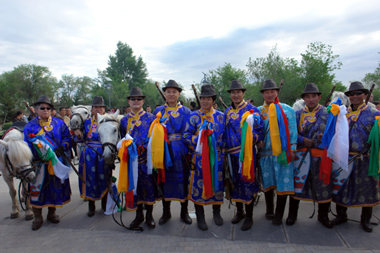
top-left (231, 202), bottom-right (245, 224)
top-left (87, 200), bottom-right (95, 217)
top-left (32, 207), bottom-right (43, 231)
top-left (47, 207), bottom-right (59, 224)
top-left (264, 189), bottom-right (275, 220)
top-left (213, 205), bottom-right (223, 226)
top-left (286, 197), bottom-right (299, 226)
top-left (332, 204), bottom-right (347, 226)
top-left (361, 207), bottom-right (373, 232)
top-left (318, 202), bottom-right (333, 228)
top-left (241, 201), bottom-right (254, 231)
top-left (130, 204), bottom-right (144, 228)
top-left (272, 195), bottom-right (287, 225)
top-left (195, 204), bottom-right (208, 231)
top-left (159, 200), bottom-right (171, 225)
top-left (180, 200), bottom-right (192, 224)
top-left (145, 204), bottom-right (156, 228)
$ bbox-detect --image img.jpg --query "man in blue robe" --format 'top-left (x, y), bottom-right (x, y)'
top-left (153, 80), bottom-right (192, 225)
top-left (224, 80), bottom-right (264, 231)
top-left (183, 84), bottom-right (225, 231)
top-left (120, 87), bottom-right (159, 228)
top-left (24, 96), bottom-right (71, 230)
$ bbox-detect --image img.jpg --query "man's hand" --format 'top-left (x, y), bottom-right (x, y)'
top-left (290, 152), bottom-right (296, 161)
top-left (303, 138), bottom-right (314, 148)
top-left (54, 146), bottom-right (64, 157)
top-left (256, 140), bottom-right (265, 149)
top-left (74, 130), bottom-right (83, 139)
top-left (317, 133), bottom-right (323, 141)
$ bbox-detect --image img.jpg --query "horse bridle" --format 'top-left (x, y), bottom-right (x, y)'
top-left (71, 106), bottom-right (91, 130)
top-left (4, 150), bottom-right (36, 181)
top-left (98, 118), bottom-right (121, 161)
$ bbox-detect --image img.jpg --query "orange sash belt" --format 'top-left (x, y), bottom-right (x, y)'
top-left (297, 148), bottom-right (324, 157)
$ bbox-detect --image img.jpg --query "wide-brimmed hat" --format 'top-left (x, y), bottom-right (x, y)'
top-left (162, 79), bottom-right (182, 92)
top-left (127, 87), bottom-right (146, 99)
top-left (33, 95), bottom-right (53, 108)
top-left (260, 79), bottom-right (280, 93)
top-left (227, 80), bottom-right (246, 93)
top-left (91, 96), bottom-right (106, 107)
top-left (199, 84), bottom-right (217, 97)
top-left (344, 81), bottom-right (369, 96)
top-left (301, 83), bottom-right (322, 98)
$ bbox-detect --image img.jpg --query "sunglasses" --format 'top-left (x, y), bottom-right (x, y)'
top-left (347, 91), bottom-right (364, 97)
top-left (129, 98), bottom-right (143, 101)
top-left (39, 107), bottom-right (51, 111)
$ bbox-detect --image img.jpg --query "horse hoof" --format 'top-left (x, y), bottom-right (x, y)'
top-left (25, 214), bottom-right (34, 221)
top-left (10, 213), bottom-right (19, 219)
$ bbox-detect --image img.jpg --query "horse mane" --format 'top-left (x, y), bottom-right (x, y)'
top-left (292, 99), bottom-right (305, 112)
top-left (3, 130), bottom-right (33, 167)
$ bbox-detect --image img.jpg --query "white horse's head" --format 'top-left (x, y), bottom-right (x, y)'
top-left (292, 99), bottom-right (306, 112)
top-left (0, 130), bottom-right (36, 183)
top-left (330, 91), bottom-right (350, 107)
top-left (70, 105), bottom-right (92, 130)
top-left (97, 109), bottom-right (120, 165)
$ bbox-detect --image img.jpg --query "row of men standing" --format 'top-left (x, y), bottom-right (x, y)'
top-left (24, 79), bottom-right (380, 233)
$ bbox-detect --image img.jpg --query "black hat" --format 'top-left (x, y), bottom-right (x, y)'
top-left (162, 80), bottom-right (182, 92)
top-left (344, 81), bottom-right (369, 96)
top-left (227, 80), bottom-right (246, 93)
top-left (91, 96), bottom-right (106, 107)
top-left (301, 83), bottom-right (322, 98)
top-left (260, 79), bottom-right (280, 93)
top-left (199, 84), bottom-right (217, 97)
top-left (33, 95), bottom-right (53, 108)
top-left (127, 87), bottom-right (146, 99)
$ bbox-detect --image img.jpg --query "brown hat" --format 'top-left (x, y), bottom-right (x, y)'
top-left (260, 79), bottom-right (280, 93)
top-left (301, 83), bottom-right (322, 98)
top-left (33, 96), bottom-right (53, 108)
top-left (127, 87), bottom-right (146, 99)
top-left (344, 82), bottom-right (369, 96)
top-left (227, 80), bottom-right (246, 93)
top-left (162, 80), bottom-right (182, 92)
top-left (199, 84), bottom-right (217, 97)
top-left (91, 96), bottom-right (106, 107)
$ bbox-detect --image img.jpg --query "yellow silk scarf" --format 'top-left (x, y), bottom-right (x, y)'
top-left (117, 139), bottom-right (133, 193)
top-left (240, 111), bottom-right (254, 180)
top-left (148, 111), bottom-right (165, 170)
top-left (268, 103), bottom-right (281, 156)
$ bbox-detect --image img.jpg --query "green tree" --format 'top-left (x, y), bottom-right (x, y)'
top-left (58, 74), bottom-right (78, 106)
top-left (362, 53), bottom-right (380, 100)
top-left (73, 76), bottom-right (93, 105)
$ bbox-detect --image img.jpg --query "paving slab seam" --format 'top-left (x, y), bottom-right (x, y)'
top-left (333, 226), bottom-right (351, 249)
top-left (281, 223), bottom-right (290, 244)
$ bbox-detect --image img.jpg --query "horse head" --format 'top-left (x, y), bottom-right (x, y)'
top-left (0, 130), bottom-right (36, 183)
top-left (70, 105), bottom-right (92, 130)
top-left (97, 109), bottom-right (120, 165)
top-left (292, 99), bottom-right (306, 112)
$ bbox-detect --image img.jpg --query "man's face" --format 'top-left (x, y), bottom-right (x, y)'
top-left (230, 90), bottom-right (244, 105)
top-left (60, 109), bottom-right (65, 117)
top-left (92, 106), bottom-right (105, 118)
top-left (66, 108), bottom-right (71, 116)
top-left (348, 90), bottom-right (366, 107)
top-left (370, 94), bottom-right (374, 102)
top-left (200, 97), bottom-right (214, 111)
top-left (37, 103), bottom-right (51, 120)
top-left (126, 107), bottom-right (131, 113)
top-left (263, 90), bottom-right (278, 104)
top-left (128, 97), bottom-right (144, 111)
top-left (303, 94), bottom-right (321, 110)
top-left (51, 109), bottom-right (57, 116)
top-left (213, 103), bottom-right (218, 110)
top-left (164, 88), bottom-right (181, 105)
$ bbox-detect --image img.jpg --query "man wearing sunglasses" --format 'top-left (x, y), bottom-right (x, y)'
top-left (74, 96), bottom-right (110, 217)
top-left (332, 82), bottom-right (380, 233)
top-left (120, 87), bottom-right (159, 229)
top-left (23, 96), bottom-right (72, 230)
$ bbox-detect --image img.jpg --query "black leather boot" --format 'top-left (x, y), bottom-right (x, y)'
top-left (32, 207), bottom-right (43, 231)
top-left (318, 202), bottom-right (333, 228)
top-left (272, 195), bottom-right (287, 226)
top-left (47, 207), bottom-right (60, 224)
top-left (159, 200), bottom-right (171, 225)
top-left (101, 194), bottom-right (107, 212)
top-left (130, 204), bottom-right (144, 228)
top-left (264, 189), bottom-right (275, 220)
top-left (87, 200), bottom-right (95, 217)
top-left (231, 202), bottom-right (245, 224)
top-left (213, 205), bottom-right (223, 226)
top-left (361, 207), bottom-right (373, 232)
top-left (180, 200), bottom-right (192, 224)
top-left (195, 204), bottom-right (208, 231)
top-left (286, 197), bottom-right (299, 226)
top-left (332, 204), bottom-right (348, 226)
top-left (241, 201), bottom-right (254, 231)
top-left (145, 204), bottom-right (156, 228)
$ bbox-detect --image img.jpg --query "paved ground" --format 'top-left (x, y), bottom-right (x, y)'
top-left (1, 161), bottom-right (380, 252)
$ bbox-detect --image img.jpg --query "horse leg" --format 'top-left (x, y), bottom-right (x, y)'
top-left (22, 181), bottom-right (34, 220)
top-left (3, 174), bottom-right (20, 219)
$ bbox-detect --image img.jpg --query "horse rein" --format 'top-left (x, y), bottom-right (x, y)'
top-left (98, 118), bottom-right (121, 161)
top-left (4, 151), bottom-right (36, 181)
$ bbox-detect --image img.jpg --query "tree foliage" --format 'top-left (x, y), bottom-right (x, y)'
top-left (362, 53), bottom-right (380, 99)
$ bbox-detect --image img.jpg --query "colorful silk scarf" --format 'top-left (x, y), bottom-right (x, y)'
top-left (368, 116), bottom-right (380, 179)
top-left (117, 134), bottom-right (138, 209)
top-left (268, 97), bottom-right (291, 165)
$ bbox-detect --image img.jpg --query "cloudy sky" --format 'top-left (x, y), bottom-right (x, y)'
top-left (1, 0), bottom-right (379, 97)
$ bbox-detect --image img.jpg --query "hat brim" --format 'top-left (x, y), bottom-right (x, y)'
top-left (227, 88), bottom-right (246, 93)
top-left (162, 87), bottom-right (182, 92)
top-left (127, 95), bottom-right (146, 99)
top-left (260, 88), bottom-right (280, 93)
top-left (91, 104), bottom-right (106, 107)
top-left (199, 94), bottom-right (217, 97)
top-left (301, 92), bottom-right (322, 98)
top-left (33, 102), bottom-right (54, 108)
top-left (344, 89), bottom-right (369, 96)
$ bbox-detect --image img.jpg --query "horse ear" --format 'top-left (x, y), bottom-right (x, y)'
top-left (86, 106), bottom-right (91, 112)
top-left (0, 140), bottom-right (8, 149)
top-left (71, 105), bottom-right (77, 111)
top-left (97, 113), bottom-right (104, 124)
top-left (114, 109), bottom-right (120, 119)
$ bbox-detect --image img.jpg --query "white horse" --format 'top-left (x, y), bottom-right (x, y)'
top-left (292, 99), bottom-right (306, 112)
top-left (0, 129), bottom-right (36, 220)
top-left (330, 91), bottom-right (350, 107)
top-left (97, 110), bottom-right (121, 165)
top-left (70, 105), bottom-right (92, 130)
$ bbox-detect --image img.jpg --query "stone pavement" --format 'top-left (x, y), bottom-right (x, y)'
top-left (1, 162), bottom-right (380, 253)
